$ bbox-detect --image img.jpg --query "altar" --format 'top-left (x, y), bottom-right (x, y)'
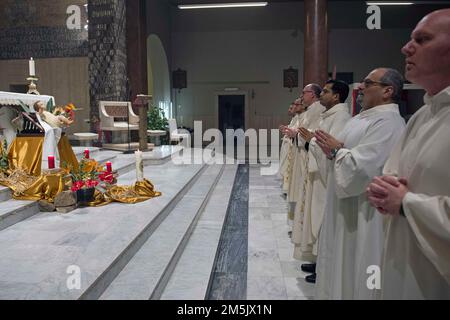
top-left (0, 91), bottom-right (78, 175)
top-left (0, 91), bottom-right (55, 146)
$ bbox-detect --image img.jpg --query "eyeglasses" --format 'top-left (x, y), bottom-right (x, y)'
top-left (302, 90), bottom-right (314, 94)
top-left (361, 79), bottom-right (390, 88)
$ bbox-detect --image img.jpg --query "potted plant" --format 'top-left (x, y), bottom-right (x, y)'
top-left (147, 105), bottom-right (168, 131)
top-left (64, 156), bottom-right (114, 206)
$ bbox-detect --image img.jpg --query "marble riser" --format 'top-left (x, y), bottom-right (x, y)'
top-left (100, 164), bottom-right (224, 300)
top-left (0, 161), bottom-right (206, 299)
top-left (0, 187), bottom-right (11, 202)
top-left (160, 165), bottom-right (239, 300)
top-left (0, 201), bottom-right (39, 232)
top-left (78, 163), bottom-right (209, 300)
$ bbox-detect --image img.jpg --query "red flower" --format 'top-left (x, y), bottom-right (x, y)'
top-left (85, 179), bottom-right (99, 188)
top-left (71, 180), bottom-right (85, 192)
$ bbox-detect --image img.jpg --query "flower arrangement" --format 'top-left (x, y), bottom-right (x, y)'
top-left (53, 103), bottom-right (76, 123)
top-left (63, 156), bottom-right (114, 193)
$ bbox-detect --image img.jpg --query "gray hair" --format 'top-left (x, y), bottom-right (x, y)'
top-left (307, 83), bottom-right (322, 98)
top-left (380, 68), bottom-right (404, 103)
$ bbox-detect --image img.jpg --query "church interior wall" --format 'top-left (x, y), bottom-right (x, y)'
top-left (170, 1), bottom-right (414, 134)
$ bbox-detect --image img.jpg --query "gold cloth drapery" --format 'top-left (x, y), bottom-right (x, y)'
top-left (8, 136), bottom-right (44, 176)
top-left (0, 169), bottom-right (68, 202)
top-left (0, 169), bottom-right (161, 205)
top-left (7, 135), bottom-right (79, 176)
top-left (83, 179), bottom-right (162, 207)
top-left (1, 136), bottom-right (162, 206)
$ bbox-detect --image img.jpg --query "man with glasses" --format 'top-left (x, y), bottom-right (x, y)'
top-left (367, 9), bottom-right (450, 299)
top-left (284, 84), bottom-right (325, 237)
top-left (313, 68), bottom-right (406, 299)
top-left (292, 80), bottom-right (351, 284)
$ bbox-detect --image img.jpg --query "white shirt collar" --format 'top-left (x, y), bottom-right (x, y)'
top-left (424, 85), bottom-right (450, 115)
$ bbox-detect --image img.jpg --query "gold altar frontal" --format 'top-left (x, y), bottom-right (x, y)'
top-left (7, 135), bottom-right (79, 176)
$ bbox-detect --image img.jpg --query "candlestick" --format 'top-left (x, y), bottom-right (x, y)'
top-left (48, 155), bottom-right (55, 169)
top-left (135, 150), bottom-right (144, 181)
top-left (29, 57), bottom-right (35, 76)
top-left (84, 148), bottom-right (90, 159)
top-left (106, 161), bottom-right (112, 173)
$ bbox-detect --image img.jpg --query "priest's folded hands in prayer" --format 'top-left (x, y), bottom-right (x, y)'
top-left (314, 130), bottom-right (344, 159)
top-left (298, 127), bottom-right (314, 143)
top-left (366, 176), bottom-right (409, 216)
top-left (283, 127), bottom-right (298, 138)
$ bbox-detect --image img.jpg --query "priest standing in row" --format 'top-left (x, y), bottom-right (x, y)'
top-left (279, 102), bottom-right (299, 193)
top-left (284, 85), bottom-right (324, 235)
top-left (367, 9), bottom-right (450, 299)
top-left (280, 99), bottom-right (305, 229)
top-left (293, 80), bottom-right (351, 283)
top-left (314, 68), bottom-right (406, 299)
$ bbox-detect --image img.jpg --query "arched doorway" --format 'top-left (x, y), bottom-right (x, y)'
top-left (147, 34), bottom-right (172, 119)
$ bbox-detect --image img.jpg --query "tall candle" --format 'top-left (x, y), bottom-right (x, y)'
top-left (48, 155), bottom-right (55, 169)
top-left (29, 57), bottom-right (35, 76)
top-left (84, 148), bottom-right (90, 159)
top-left (135, 150), bottom-right (144, 181)
top-left (106, 161), bottom-right (112, 173)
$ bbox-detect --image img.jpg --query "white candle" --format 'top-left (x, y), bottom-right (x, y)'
top-left (29, 57), bottom-right (35, 76)
top-left (135, 149), bottom-right (144, 181)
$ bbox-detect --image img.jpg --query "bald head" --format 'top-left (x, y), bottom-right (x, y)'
top-left (420, 9), bottom-right (450, 31)
top-left (402, 9), bottom-right (450, 95)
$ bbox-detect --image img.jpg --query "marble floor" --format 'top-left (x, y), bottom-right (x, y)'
top-left (246, 164), bottom-right (315, 300)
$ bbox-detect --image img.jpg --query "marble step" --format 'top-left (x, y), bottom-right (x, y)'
top-left (0, 185), bottom-right (12, 202)
top-left (160, 164), bottom-right (238, 300)
top-left (99, 163), bottom-right (225, 300)
top-left (0, 161), bottom-right (207, 299)
top-left (0, 199), bottom-right (39, 232)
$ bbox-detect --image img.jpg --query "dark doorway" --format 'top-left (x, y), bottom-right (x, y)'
top-left (218, 94), bottom-right (245, 137)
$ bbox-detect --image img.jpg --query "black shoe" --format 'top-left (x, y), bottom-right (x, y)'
top-left (301, 263), bottom-right (316, 273)
top-left (305, 273), bottom-right (316, 283)
top-left (288, 231), bottom-right (292, 238)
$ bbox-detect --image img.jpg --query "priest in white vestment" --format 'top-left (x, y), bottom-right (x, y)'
top-left (280, 99), bottom-right (306, 226)
top-left (367, 10), bottom-right (450, 299)
top-left (314, 68), bottom-right (406, 300)
top-left (290, 86), bottom-right (327, 253)
top-left (292, 80), bottom-right (351, 283)
top-left (279, 103), bottom-right (298, 188)
top-left (284, 85), bottom-right (324, 231)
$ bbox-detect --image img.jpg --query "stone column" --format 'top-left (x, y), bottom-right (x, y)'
top-left (126, 0), bottom-right (149, 151)
top-left (88, 0), bottom-right (128, 134)
top-left (303, 0), bottom-right (328, 87)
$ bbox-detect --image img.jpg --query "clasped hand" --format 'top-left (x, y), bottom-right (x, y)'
top-left (367, 176), bottom-right (409, 216)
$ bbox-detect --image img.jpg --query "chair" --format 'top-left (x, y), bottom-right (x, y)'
top-left (168, 118), bottom-right (190, 147)
top-left (98, 101), bottom-right (139, 132)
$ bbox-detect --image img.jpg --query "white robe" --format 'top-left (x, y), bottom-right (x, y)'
top-left (315, 103), bottom-right (405, 300)
top-left (293, 103), bottom-right (351, 261)
top-left (36, 114), bottom-right (62, 169)
top-left (279, 114), bottom-right (298, 183)
top-left (287, 101), bottom-right (325, 204)
top-left (380, 86), bottom-right (450, 300)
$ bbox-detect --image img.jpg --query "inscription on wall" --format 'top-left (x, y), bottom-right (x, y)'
top-left (0, 27), bottom-right (88, 60)
top-left (0, 0), bottom-right (88, 60)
